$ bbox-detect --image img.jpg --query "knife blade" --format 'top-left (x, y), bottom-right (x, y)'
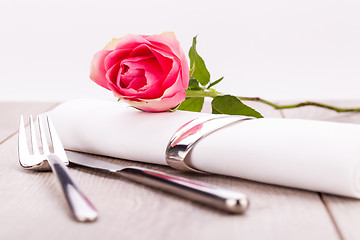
top-left (65, 150), bottom-right (249, 214)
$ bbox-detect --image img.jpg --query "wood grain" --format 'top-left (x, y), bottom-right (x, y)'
top-left (0, 101), bottom-right (346, 240)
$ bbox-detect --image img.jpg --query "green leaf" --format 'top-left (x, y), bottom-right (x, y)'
top-left (177, 97), bottom-right (204, 112)
top-left (188, 78), bottom-right (202, 90)
top-left (189, 36), bottom-right (210, 86)
top-left (207, 77), bottom-right (224, 89)
top-left (189, 63), bottom-right (195, 78)
top-left (211, 95), bottom-right (263, 118)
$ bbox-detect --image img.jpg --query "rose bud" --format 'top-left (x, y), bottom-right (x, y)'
top-left (90, 32), bottom-right (189, 112)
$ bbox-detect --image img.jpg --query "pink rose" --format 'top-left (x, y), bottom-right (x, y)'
top-left (90, 32), bottom-right (189, 112)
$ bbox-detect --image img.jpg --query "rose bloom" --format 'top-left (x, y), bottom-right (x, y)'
top-left (90, 32), bottom-right (189, 112)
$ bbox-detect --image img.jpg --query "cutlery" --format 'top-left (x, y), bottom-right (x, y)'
top-left (66, 150), bottom-right (249, 214)
top-left (18, 115), bottom-right (98, 222)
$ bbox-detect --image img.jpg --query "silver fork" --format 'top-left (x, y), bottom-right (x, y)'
top-left (18, 115), bottom-right (98, 222)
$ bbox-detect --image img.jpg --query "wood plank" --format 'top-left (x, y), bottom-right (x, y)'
top-left (0, 102), bottom-right (339, 240)
top-left (0, 133), bottom-right (339, 240)
top-left (280, 99), bottom-right (360, 240)
top-left (0, 102), bottom-right (59, 143)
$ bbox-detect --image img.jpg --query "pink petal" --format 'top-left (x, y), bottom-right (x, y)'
top-left (129, 44), bottom-right (154, 58)
top-left (161, 71), bottom-right (186, 99)
top-left (145, 33), bottom-right (189, 89)
top-left (178, 47), bottom-right (189, 89)
top-left (114, 34), bottom-right (151, 50)
top-left (150, 48), bottom-right (175, 77)
top-left (130, 44), bottom-right (174, 76)
top-left (160, 59), bottom-right (180, 91)
top-left (144, 32), bottom-right (182, 59)
top-left (125, 90), bottom-right (186, 112)
top-left (104, 49), bottom-right (132, 71)
top-left (119, 67), bottom-right (146, 90)
top-left (105, 62), bottom-right (120, 83)
top-left (90, 50), bottom-right (112, 90)
top-left (127, 76), bottom-right (147, 90)
top-left (108, 83), bottom-right (123, 97)
top-left (121, 57), bottom-right (164, 85)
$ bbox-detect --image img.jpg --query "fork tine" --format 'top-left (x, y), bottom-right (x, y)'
top-left (29, 115), bottom-right (40, 155)
top-left (46, 115), bottom-right (69, 163)
top-left (37, 116), bottom-right (50, 155)
top-left (19, 116), bottom-right (98, 221)
top-left (18, 115), bottom-right (30, 163)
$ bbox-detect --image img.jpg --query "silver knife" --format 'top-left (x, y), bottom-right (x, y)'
top-left (65, 150), bottom-right (249, 214)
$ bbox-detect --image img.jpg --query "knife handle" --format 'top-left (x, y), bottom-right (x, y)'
top-left (118, 167), bottom-right (249, 214)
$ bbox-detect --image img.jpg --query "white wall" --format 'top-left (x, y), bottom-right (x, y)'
top-left (1, 0), bottom-right (360, 102)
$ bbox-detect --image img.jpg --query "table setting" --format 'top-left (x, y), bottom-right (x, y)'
top-left (48, 98), bottom-right (360, 200)
top-left (2, 30), bottom-right (360, 240)
top-left (3, 99), bottom-right (360, 239)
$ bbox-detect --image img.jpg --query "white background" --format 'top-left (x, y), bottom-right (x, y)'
top-left (1, 0), bottom-right (360, 102)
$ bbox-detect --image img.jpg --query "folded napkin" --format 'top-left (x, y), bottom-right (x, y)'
top-left (48, 99), bottom-right (360, 198)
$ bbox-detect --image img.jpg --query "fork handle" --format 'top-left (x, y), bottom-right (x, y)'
top-left (118, 167), bottom-right (249, 214)
top-left (47, 154), bottom-right (98, 222)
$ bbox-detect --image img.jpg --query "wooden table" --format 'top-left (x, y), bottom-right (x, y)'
top-left (1, 100), bottom-right (360, 240)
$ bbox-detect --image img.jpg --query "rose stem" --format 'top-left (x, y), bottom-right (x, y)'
top-left (185, 89), bottom-right (360, 113)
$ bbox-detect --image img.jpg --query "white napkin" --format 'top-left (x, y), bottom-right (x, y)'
top-left (48, 99), bottom-right (360, 198)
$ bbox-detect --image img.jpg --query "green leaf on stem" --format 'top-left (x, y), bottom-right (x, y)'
top-left (178, 97), bottom-right (204, 112)
top-left (211, 95), bottom-right (263, 118)
top-left (189, 63), bottom-right (195, 78)
top-left (207, 77), bottom-right (224, 89)
top-left (188, 78), bottom-right (202, 90)
top-left (189, 36), bottom-right (210, 86)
